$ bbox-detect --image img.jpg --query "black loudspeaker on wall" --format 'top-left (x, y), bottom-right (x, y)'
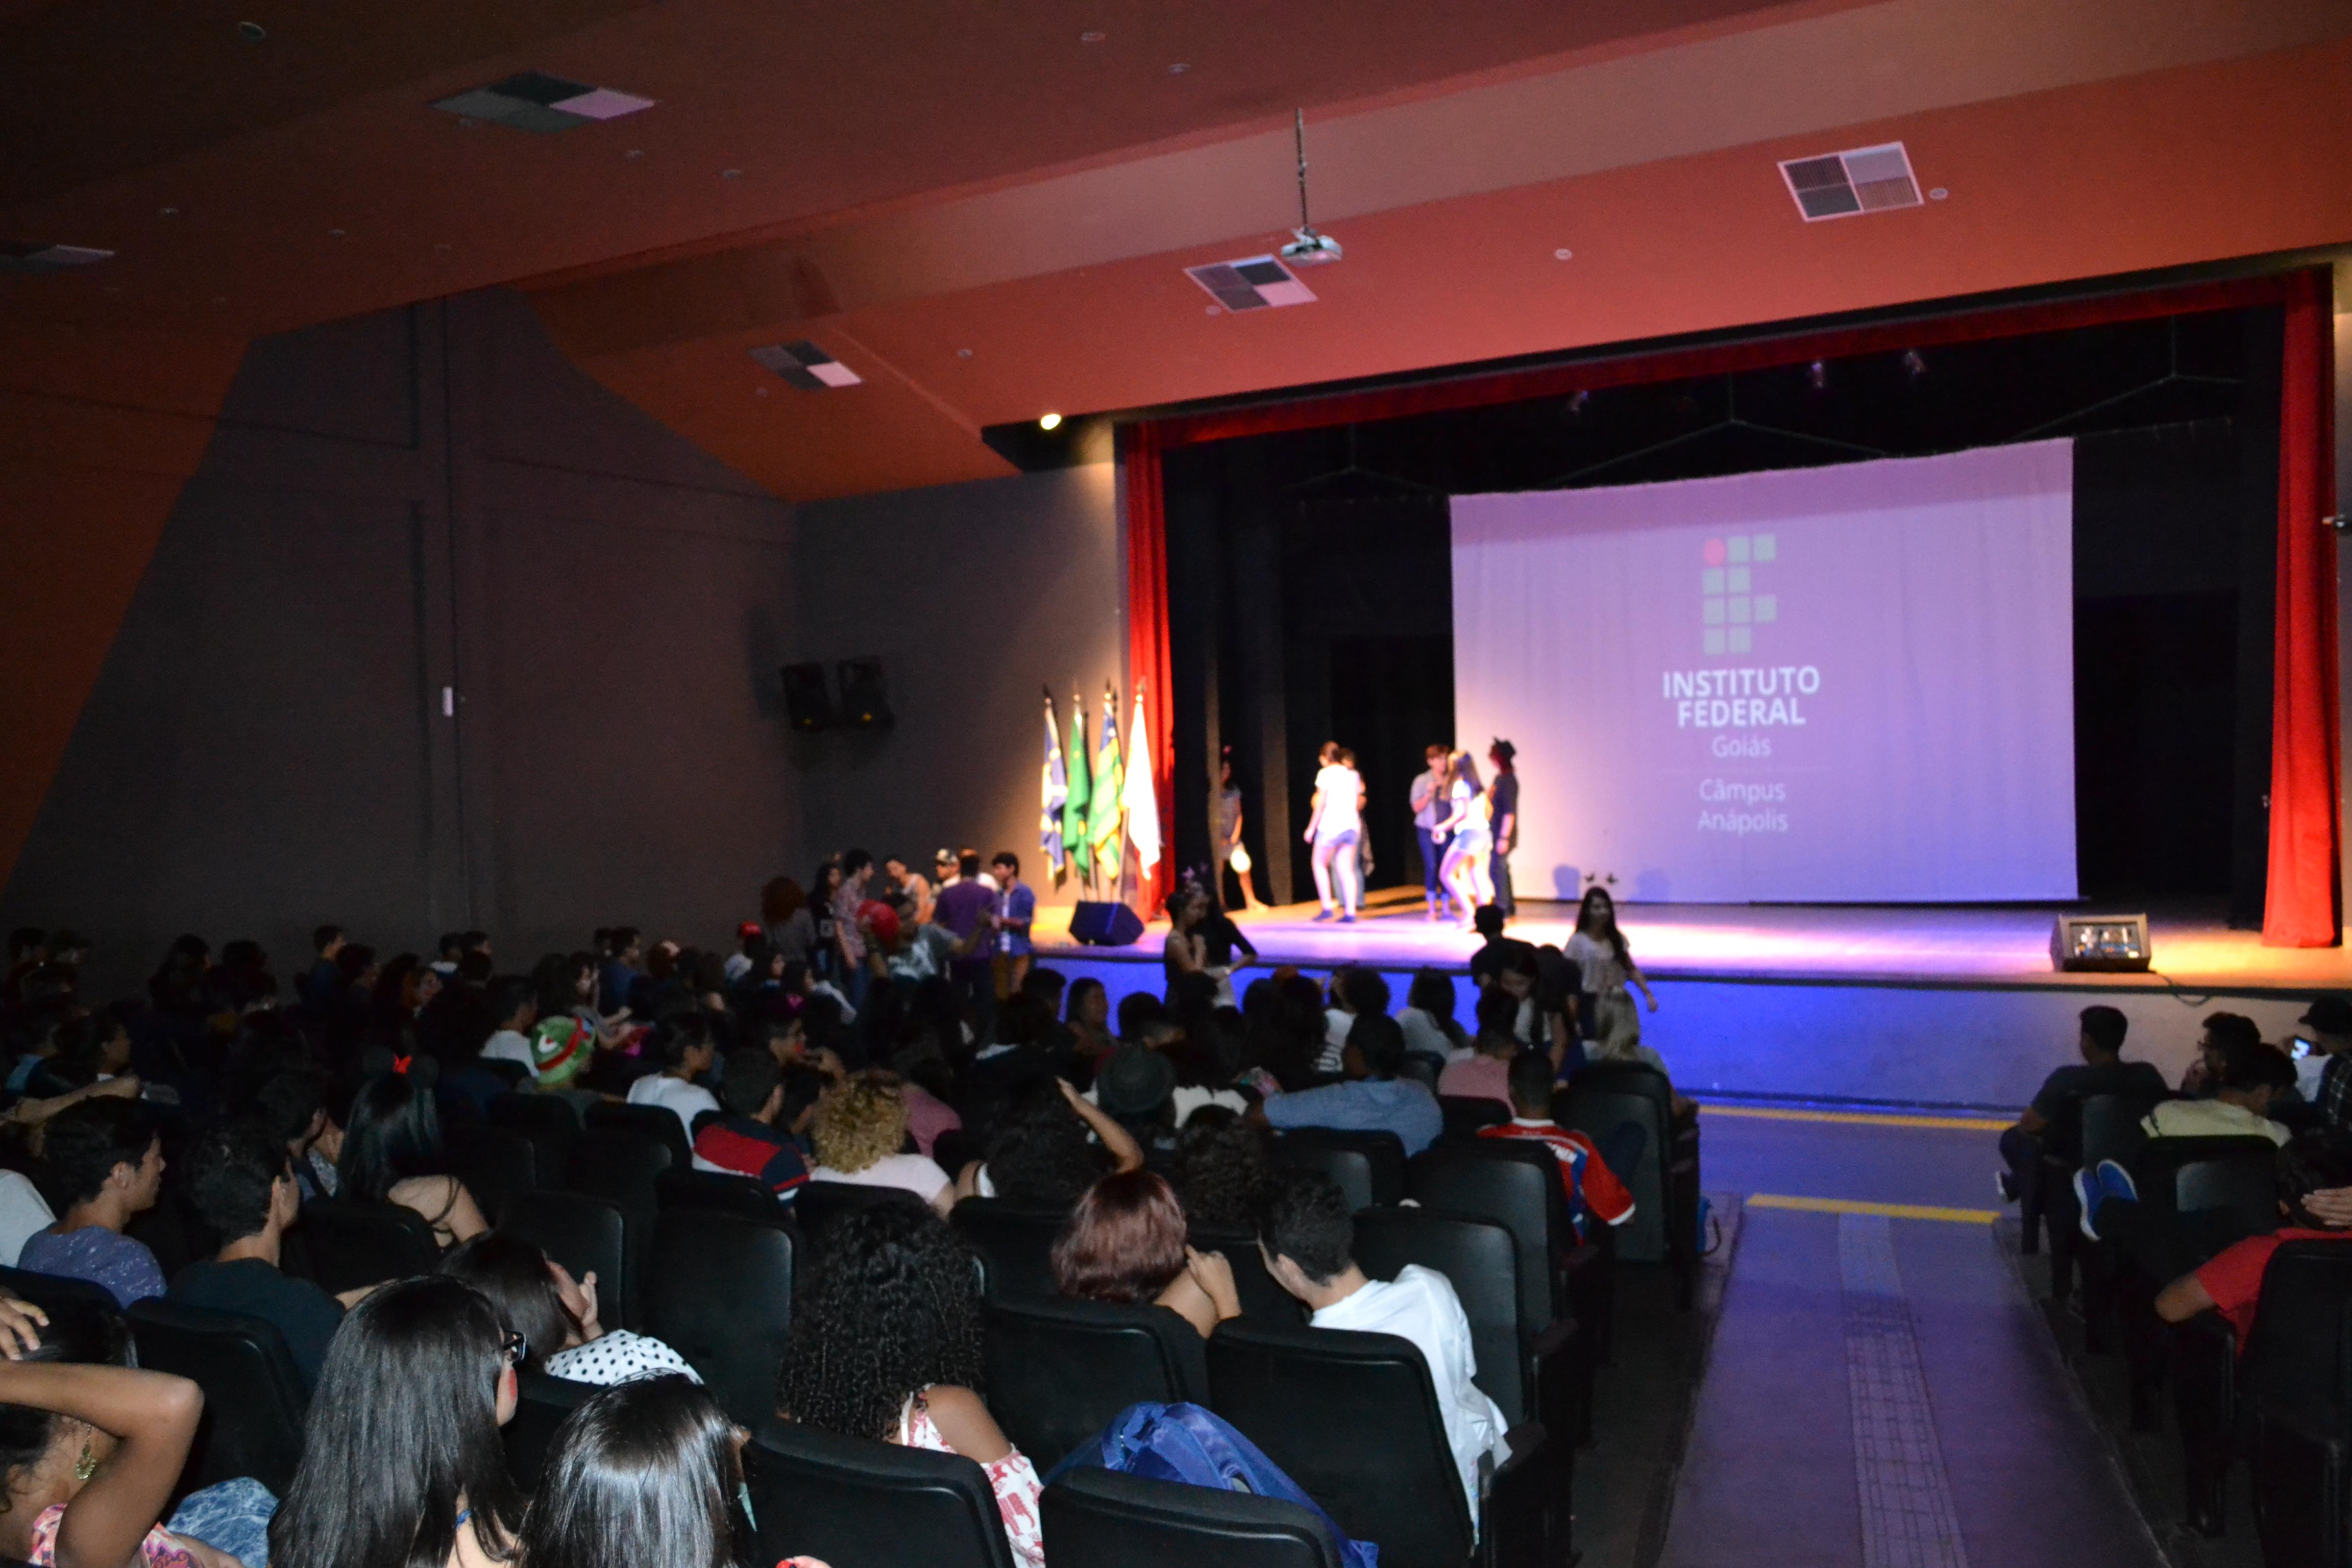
top-left (1068, 901), bottom-right (1144, 947)
top-left (779, 663), bottom-right (835, 732)
top-left (834, 658), bottom-right (893, 729)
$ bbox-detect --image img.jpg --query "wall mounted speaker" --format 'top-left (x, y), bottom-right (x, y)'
top-left (780, 663), bottom-right (834, 732)
top-left (835, 658), bottom-right (892, 729)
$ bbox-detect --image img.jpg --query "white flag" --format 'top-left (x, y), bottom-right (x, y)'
top-left (1121, 687), bottom-right (1162, 875)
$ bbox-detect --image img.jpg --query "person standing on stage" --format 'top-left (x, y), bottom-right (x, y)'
top-left (1339, 748), bottom-right (1375, 892)
top-left (1305, 743), bottom-right (1366, 924)
top-left (1411, 745), bottom-right (1451, 923)
top-left (1486, 740), bottom-right (1520, 921)
top-left (1217, 749), bottom-right (1267, 912)
top-left (1434, 751), bottom-right (1491, 928)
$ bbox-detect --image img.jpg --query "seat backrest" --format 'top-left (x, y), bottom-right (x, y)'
top-left (1275, 1129), bottom-right (1406, 1210)
top-left (0, 1264), bottom-right (119, 1318)
top-left (2136, 1136), bottom-right (2280, 1216)
top-left (501, 1190), bottom-right (630, 1330)
top-left (2175, 1150), bottom-right (2279, 1229)
top-left (487, 1094), bottom-right (581, 1187)
top-left (1206, 1319), bottom-right (1474, 1568)
top-left (795, 1179), bottom-right (929, 1239)
top-left (568, 1129), bottom-right (671, 1327)
top-left (504, 1369), bottom-right (598, 1492)
top-left (745, 1419), bottom-right (1015, 1568)
top-left (1553, 1081), bottom-right (1667, 1261)
top-left (1351, 1206), bottom-right (1526, 1425)
top-left (299, 1199), bottom-right (444, 1293)
top-left (2078, 1093), bottom-right (2153, 1172)
top-left (1186, 1223), bottom-right (1303, 1325)
top-left (1439, 1096), bottom-right (1509, 1140)
top-left (1042, 1465), bottom-right (1344, 1568)
top-left (2243, 1240), bottom-right (2352, 1435)
top-left (125, 1298), bottom-right (307, 1497)
top-left (645, 1211), bottom-right (793, 1429)
top-left (585, 1101), bottom-right (693, 1169)
top-left (445, 1121), bottom-right (539, 1228)
top-left (950, 1199), bottom-right (1068, 1303)
top-left (982, 1296), bottom-right (1208, 1471)
top-left (1406, 1141), bottom-right (1564, 1334)
top-left (656, 1168), bottom-right (790, 1226)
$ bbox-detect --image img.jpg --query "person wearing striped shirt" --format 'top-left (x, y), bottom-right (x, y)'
top-left (1477, 1051), bottom-right (1634, 1241)
top-left (690, 1049), bottom-right (810, 1200)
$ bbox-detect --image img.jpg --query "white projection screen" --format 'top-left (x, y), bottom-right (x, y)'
top-left (1450, 440), bottom-right (2077, 903)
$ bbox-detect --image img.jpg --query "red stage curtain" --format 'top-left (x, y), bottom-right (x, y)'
top-left (2264, 270), bottom-right (2341, 947)
top-left (1122, 424), bottom-right (1174, 917)
top-left (1118, 268), bottom-right (2340, 937)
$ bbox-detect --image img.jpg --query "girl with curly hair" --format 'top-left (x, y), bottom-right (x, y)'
top-left (775, 1207), bottom-right (1042, 1567)
top-left (808, 1070), bottom-right (955, 1217)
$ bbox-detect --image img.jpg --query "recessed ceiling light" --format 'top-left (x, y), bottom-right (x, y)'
top-left (1081, 30), bottom-right (1105, 41)
top-left (1554, 248), bottom-right (1573, 260)
top-left (722, 168), bottom-right (742, 179)
top-left (1929, 187), bottom-right (1948, 201)
top-left (1167, 62), bottom-right (1188, 74)
top-left (158, 207), bottom-right (179, 217)
top-left (754, 386), bottom-right (770, 398)
top-left (625, 149), bottom-right (644, 159)
top-left (236, 20), bottom-right (265, 42)
top-left (956, 348), bottom-right (973, 359)
top-left (1038, 413), bottom-right (1062, 431)
top-left (328, 228), bottom-right (346, 237)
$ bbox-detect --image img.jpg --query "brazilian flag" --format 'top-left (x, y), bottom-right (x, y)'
top-left (1090, 684), bottom-right (1124, 883)
top-left (1061, 688), bottom-right (1092, 880)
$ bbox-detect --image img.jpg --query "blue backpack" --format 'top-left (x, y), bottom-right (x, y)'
top-left (1047, 1401), bottom-right (1380, 1566)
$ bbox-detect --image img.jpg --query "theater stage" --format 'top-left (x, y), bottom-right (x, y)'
top-left (1028, 894), bottom-right (2352, 1112)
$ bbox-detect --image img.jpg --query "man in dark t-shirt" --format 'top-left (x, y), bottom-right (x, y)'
top-left (1487, 741), bottom-right (1520, 919)
top-left (171, 1120), bottom-right (350, 1391)
top-left (691, 1049), bottom-right (812, 1200)
top-left (1996, 1002), bottom-right (2167, 1211)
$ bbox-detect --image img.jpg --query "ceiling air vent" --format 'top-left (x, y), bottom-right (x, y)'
top-left (1778, 141), bottom-right (1922, 222)
top-left (750, 341), bottom-right (862, 390)
top-left (1186, 255), bottom-right (1316, 312)
top-left (433, 72), bottom-right (654, 132)
top-left (0, 242), bottom-right (113, 274)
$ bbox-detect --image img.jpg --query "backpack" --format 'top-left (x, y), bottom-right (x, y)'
top-left (1047, 1401), bottom-right (1380, 1566)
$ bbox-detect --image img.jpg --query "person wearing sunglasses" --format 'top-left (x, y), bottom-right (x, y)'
top-left (270, 1276), bottom-right (525, 1568)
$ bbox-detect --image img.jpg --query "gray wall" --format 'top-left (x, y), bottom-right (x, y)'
top-left (783, 463), bottom-right (1123, 904)
top-left (3, 290), bottom-right (803, 993)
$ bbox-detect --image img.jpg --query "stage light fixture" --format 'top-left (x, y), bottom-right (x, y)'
top-left (1902, 349), bottom-right (1927, 378)
top-left (1807, 359), bottom-right (1828, 390)
top-left (1038, 413), bottom-right (1062, 431)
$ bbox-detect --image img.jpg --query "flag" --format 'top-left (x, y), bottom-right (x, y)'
top-left (1062, 688), bottom-right (1092, 880)
top-left (1121, 683), bottom-right (1162, 885)
top-left (1039, 690), bottom-right (1067, 875)
top-left (1090, 684), bottom-right (1124, 883)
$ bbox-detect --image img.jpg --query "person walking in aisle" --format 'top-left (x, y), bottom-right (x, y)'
top-left (1217, 749), bottom-right (1267, 912)
top-left (1410, 744), bottom-right (1451, 922)
top-left (1304, 743), bottom-right (1366, 923)
top-left (1434, 751), bottom-right (1491, 929)
top-left (1486, 739), bottom-right (1520, 920)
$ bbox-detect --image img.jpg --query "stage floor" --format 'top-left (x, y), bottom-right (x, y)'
top-left (1032, 892), bottom-right (2352, 994)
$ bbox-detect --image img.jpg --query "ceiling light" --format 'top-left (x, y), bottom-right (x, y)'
top-left (750, 341), bottom-right (861, 390)
top-left (1038, 413), bottom-right (1062, 431)
top-left (1779, 141), bottom-right (1921, 222)
top-left (432, 72), bottom-right (655, 134)
top-left (722, 168), bottom-right (742, 179)
top-left (1081, 30), bottom-right (1105, 42)
top-left (1187, 255), bottom-right (1315, 311)
top-left (1167, 62), bottom-right (1188, 74)
top-left (236, 20), bottom-right (265, 42)
top-left (1554, 248), bottom-right (1573, 260)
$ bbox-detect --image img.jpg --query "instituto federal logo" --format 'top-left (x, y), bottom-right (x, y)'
top-left (1700, 533), bottom-right (1776, 656)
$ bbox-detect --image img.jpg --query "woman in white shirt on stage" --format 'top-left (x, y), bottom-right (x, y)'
top-left (1433, 751), bottom-right (1492, 929)
top-left (1304, 743), bottom-right (1367, 924)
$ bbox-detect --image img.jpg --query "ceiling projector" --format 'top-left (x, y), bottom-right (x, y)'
top-left (1280, 227), bottom-right (1343, 265)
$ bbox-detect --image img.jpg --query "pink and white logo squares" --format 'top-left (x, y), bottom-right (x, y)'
top-left (1700, 533), bottom-right (1777, 655)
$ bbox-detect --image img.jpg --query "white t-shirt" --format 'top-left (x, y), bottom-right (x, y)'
top-left (1311, 765), bottom-right (1363, 840)
top-left (1399, 1007), bottom-right (1456, 1061)
top-left (0, 1171), bottom-right (54, 1268)
top-left (811, 1152), bottom-right (951, 1205)
top-left (1312, 1265), bottom-right (1509, 1517)
top-left (1445, 778), bottom-right (1490, 849)
top-left (545, 1329), bottom-right (701, 1386)
top-left (481, 1030), bottom-right (538, 1079)
top-left (1319, 1008), bottom-right (1353, 1075)
top-left (626, 1073), bottom-right (722, 1143)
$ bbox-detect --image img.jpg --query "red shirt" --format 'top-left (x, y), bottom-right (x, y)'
top-left (1477, 1119), bottom-right (1636, 1240)
top-left (2193, 1228), bottom-right (2352, 1345)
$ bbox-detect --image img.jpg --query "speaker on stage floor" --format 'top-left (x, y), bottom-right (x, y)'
top-left (1068, 901), bottom-right (1144, 947)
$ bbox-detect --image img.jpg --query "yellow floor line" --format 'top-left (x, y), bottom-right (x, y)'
top-left (1701, 1104), bottom-right (2013, 1132)
top-left (1746, 1193), bottom-right (2000, 1224)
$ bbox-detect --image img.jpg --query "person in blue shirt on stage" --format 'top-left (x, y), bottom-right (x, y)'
top-left (989, 852), bottom-right (1037, 999)
top-left (1253, 1012), bottom-right (1442, 1155)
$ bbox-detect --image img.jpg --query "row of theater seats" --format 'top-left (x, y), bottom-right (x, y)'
top-left (2030, 1091), bottom-right (2352, 1564)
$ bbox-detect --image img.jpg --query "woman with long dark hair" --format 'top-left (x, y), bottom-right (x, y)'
top-left (441, 1233), bottom-right (695, 1387)
top-left (1434, 750), bottom-right (1492, 928)
top-left (1566, 887), bottom-right (1660, 1065)
top-left (1051, 1168), bottom-right (1239, 1339)
top-left (520, 1376), bottom-right (826, 1568)
top-left (268, 1275), bottom-right (524, 1568)
top-left (337, 1072), bottom-right (487, 1249)
top-left (775, 1207), bottom-right (1042, 1568)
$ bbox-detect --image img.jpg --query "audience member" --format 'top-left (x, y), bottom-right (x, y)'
top-left (776, 1205), bottom-right (1043, 1568)
top-left (1996, 1004), bottom-right (2166, 1209)
top-left (2142, 1039), bottom-right (2294, 1145)
top-left (1399, 968), bottom-right (1467, 1064)
top-left (625, 1013), bottom-right (722, 1142)
top-left (171, 1120), bottom-right (353, 1390)
top-left (269, 1276), bottom-right (524, 1568)
top-left (440, 1232), bottom-right (697, 1385)
top-left (336, 1071), bottom-right (488, 1249)
top-left (1480, 1052), bottom-right (1636, 1241)
top-left (478, 977), bottom-right (538, 1081)
top-left (1170, 1112), bottom-right (1277, 1228)
top-left (19, 1099), bottom-right (166, 1307)
top-left (690, 1048), bottom-right (811, 1198)
top-left (1052, 1168), bottom-right (1240, 1338)
top-left (1065, 977), bottom-right (1116, 1066)
top-left (2149, 1139), bottom-right (2352, 1337)
top-left (2177, 1012), bottom-right (2265, 1098)
top-left (810, 1071), bottom-right (955, 1216)
top-left (2302, 996), bottom-right (2352, 1125)
top-left (1253, 1169), bottom-right (1507, 1515)
top-left (1258, 1013), bottom-right (1442, 1155)
top-left (1438, 991), bottom-right (1521, 1107)
top-left (1320, 968), bottom-right (1390, 1075)
top-left (954, 1076), bottom-right (1142, 1206)
top-left (0, 1168), bottom-right (53, 1269)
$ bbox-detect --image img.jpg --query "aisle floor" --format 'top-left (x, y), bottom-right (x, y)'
top-left (1655, 1107), bottom-right (2168, 1568)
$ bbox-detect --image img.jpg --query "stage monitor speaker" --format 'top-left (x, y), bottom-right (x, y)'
top-left (1068, 901), bottom-right (1144, 947)
top-left (835, 657), bottom-right (893, 729)
top-left (779, 663), bottom-right (834, 731)
top-left (2051, 913), bottom-right (2150, 972)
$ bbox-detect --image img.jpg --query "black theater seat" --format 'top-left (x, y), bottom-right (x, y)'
top-left (951, 1197), bottom-right (1067, 1302)
top-left (501, 1189), bottom-right (631, 1330)
top-left (983, 1295), bottom-right (1207, 1470)
top-left (125, 1297), bottom-right (307, 1497)
top-left (645, 1208), bottom-right (794, 1428)
top-left (299, 1198), bottom-right (442, 1293)
top-left (1273, 1128), bottom-right (1407, 1211)
top-left (1043, 1465), bottom-right (1347, 1568)
top-left (746, 1419), bottom-right (1015, 1568)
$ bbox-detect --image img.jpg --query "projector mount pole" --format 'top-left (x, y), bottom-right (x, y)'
top-left (1295, 109), bottom-right (1312, 235)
